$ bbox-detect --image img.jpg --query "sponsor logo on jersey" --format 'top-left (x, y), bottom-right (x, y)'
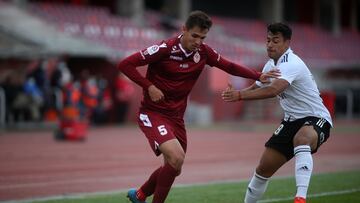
top-left (170, 55), bottom-right (183, 61)
top-left (193, 52), bottom-right (200, 63)
top-left (180, 64), bottom-right (189, 68)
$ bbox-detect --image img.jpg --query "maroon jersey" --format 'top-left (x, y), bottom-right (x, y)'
top-left (118, 35), bottom-right (261, 118)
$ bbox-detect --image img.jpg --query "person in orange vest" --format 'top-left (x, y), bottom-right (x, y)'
top-left (62, 81), bottom-right (81, 120)
top-left (82, 78), bottom-right (99, 110)
top-left (63, 81), bottom-right (81, 107)
top-left (79, 70), bottom-right (99, 120)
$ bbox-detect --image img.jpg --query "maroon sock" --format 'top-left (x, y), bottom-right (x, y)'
top-left (139, 166), bottom-right (163, 198)
top-left (136, 189), bottom-right (146, 202)
top-left (152, 163), bottom-right (179, 203)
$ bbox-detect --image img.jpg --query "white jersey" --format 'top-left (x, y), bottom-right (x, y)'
top-left (256, 48), bottom-right (333, 126)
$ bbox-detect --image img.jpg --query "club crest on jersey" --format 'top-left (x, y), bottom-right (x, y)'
top-left (193, 52), bottom-right (200, 63)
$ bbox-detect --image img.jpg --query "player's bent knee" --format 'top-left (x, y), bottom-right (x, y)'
top-left (167, 153), bottom-right (185, 171)
top-left (293, 132), bottom-right (317, 148)
top-left (293, 136), bottom-right (310, 146)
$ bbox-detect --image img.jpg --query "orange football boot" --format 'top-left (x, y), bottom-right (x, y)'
top-left (294, 197), bottom-right (306, 203)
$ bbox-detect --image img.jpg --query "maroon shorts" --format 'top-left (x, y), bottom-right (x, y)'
top-left (137, 110), bottom-right (187, 156)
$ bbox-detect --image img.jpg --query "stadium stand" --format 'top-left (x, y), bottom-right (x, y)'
top-left (29, 2), bottom-right (164, 56)
top-left (28, 2), bottom-right (360, 69)
top-left (0, 1), bottom-right (114, 58)
top-left (0, 1), bottom-right (359, 126)
top-left (28, 2), bottom-right (266, 66)
top-left (213, 16), bottom-right (360, 68)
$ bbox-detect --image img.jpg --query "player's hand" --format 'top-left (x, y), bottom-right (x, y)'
top-left (148, 85), bottom-right (164, 102)
top-left (221, 83), bottom-right (241, 102)
top-left (259, 69), bottom-right (281, 83)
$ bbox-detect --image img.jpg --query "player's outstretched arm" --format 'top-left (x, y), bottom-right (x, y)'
top-left (221, 83), bottom-right (241, 102)
top-left (222, 79), bottom-right (289, 102)
top-left (205, 45), bottom-right (280, 81)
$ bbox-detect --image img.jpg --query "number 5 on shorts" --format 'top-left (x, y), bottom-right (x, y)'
top-left (158, 125), bottom-right (168, 136)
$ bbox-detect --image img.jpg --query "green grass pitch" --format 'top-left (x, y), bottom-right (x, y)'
top-left (30, 170), bottom-right (360, 203)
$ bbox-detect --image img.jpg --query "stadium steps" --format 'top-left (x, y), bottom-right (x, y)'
top-left (0, 2), bottom-right (114, 58)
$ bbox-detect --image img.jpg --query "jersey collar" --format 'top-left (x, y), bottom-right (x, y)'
top-left (271, 47), bottom-right (293, 66)
top-left (178, 35), bottom-right (193, 57)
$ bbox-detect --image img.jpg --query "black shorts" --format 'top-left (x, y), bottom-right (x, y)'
top-left (265, 116), bottom-right (331, 160)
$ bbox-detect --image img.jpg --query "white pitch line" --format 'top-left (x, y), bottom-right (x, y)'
top-left (0, 189), bottom-right (128, 203)
top-left (259, 188), bottom-right (360, 203)
top-left (1, 182), bottom-right (359, 203)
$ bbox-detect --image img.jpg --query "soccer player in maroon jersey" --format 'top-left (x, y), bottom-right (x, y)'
top-left (119, 11), bottom-right (279, 203)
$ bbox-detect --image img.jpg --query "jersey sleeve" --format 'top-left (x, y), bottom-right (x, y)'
top-left (118, 42), bottom-right (169, 89)
top-left (204, 45), bottom-right (261, 80)
top-left (277, 61), bottom-right (300, 85)
top-left (255, 61), bottom-right (272, 87)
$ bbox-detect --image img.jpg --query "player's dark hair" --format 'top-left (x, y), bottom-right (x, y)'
top-left (185, 10), bottom-right (212, 30)
top-left (267, 23), bottom-right (292, 40)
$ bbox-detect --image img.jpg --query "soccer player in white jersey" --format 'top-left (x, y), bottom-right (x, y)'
top-left (222, 23), bottom-right (333, 203)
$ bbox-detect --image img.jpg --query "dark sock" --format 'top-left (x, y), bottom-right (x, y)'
top-left (152, 163), bottom-right (178, 203)
top-left (138, 166), bottom-right (163, 200)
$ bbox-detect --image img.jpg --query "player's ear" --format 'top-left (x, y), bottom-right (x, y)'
top-left (182, 25), bottom-right (187, 33)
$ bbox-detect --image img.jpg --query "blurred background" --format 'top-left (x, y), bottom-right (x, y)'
top-left (1, 1), bottom-right (360, 202)
top-left (0, 0), bottom-right (359, 130)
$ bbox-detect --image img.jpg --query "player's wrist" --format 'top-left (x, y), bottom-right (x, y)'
top-left (237, 91), bottom-right (242, 101)
top-left (256, 71), bottom-right (262, 81)
top-left (147, 84), bottom-right (156, 91)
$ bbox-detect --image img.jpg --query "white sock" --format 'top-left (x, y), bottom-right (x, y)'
top-left (244, 172), bottom-right (269, 203)
top-left (294, 145), bottom-right (313, 199)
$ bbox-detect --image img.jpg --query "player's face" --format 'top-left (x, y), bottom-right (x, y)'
top-left (181, 26), bottom-right (208, 52)
top-left (266, 32), bottom-right (290, 61)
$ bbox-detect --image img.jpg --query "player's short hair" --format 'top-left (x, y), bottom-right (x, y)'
top-left (267, 23), bottom-right (292, 40)
top-left (185, 10), bottom-right (212, 30)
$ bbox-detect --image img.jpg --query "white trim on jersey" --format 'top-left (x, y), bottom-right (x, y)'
top-left (178, 43), bottom-right (193, 57)
top-left (256, 48), bottom-right (333, 126)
